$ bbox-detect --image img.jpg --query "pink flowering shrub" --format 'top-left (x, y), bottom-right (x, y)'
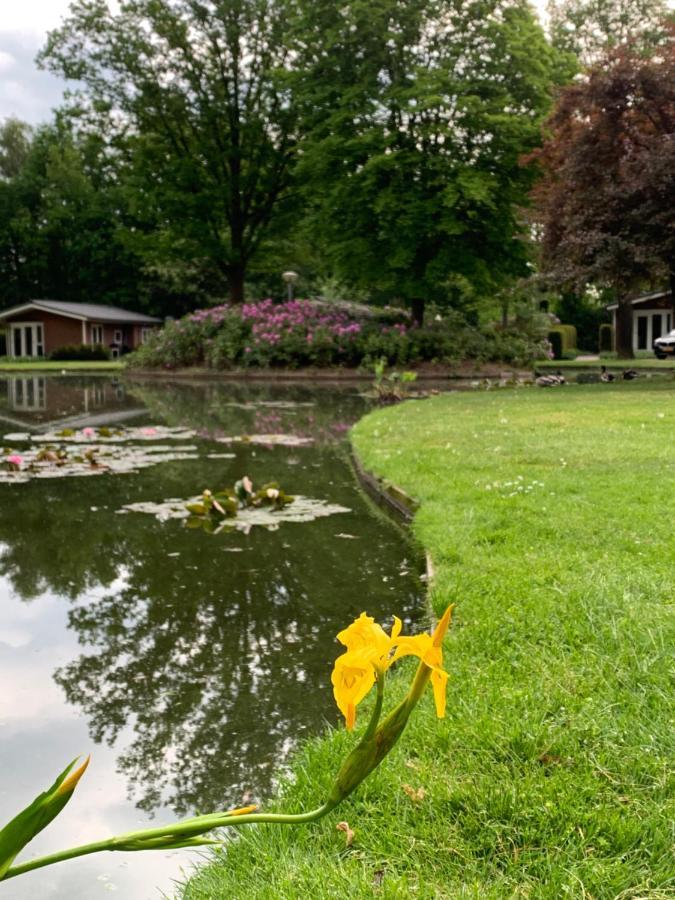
top-left (128, 299), bottom-right (547, 370)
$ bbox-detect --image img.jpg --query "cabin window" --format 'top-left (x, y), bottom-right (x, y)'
top-left (91, 324), bottom-right (104, 345)
top-left (636, 316), bottom-right (648, 350)
top-left (140, 328), bottom-right (153, 343)
top-left (113, 329), bottom-right (123, 344)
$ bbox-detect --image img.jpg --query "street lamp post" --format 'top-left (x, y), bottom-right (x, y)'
top-left (282, 270), bottom-right (299, 301)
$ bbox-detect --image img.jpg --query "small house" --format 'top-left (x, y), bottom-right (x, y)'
top-left (0, 300), bottom-right (161, 358)
top-left (607, 289), bottom-right (673, 353)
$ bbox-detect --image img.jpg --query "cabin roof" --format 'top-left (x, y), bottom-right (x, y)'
top-left (0, 300), bottom-right (161, 325)
top-left (606, 289), bottom-right (672, 311)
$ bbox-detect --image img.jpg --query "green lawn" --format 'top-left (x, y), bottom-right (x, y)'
top-left (180, 382), bottom-right (673, 899)
top-left (0, 358), bottom-right (124, 371)
top-left (539, 357), bottom-right (675, 370)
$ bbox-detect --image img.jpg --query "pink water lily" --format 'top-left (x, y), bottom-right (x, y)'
top-left (242, 476), bottom-right (253, 493)
top-left (6, 454), bottom-right (23, 468)
top-left (81, 428), bottom-right (95, 438)
top-left (143, 427), bottom-right (158, 436)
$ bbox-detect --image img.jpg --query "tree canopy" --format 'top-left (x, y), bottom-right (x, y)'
top-left (529, 26), bottom-right (675, 356)
top-left (0, 121), bottom-right (146, 310)
top-left (293, 0), bottom-right (561, 322)
top-left (40, 0), bottom-right (300, 304)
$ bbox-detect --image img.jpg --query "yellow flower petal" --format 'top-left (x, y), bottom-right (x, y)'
top-left (331, 648), bottom-right (377, 730)
top-left (432, 605), bottom-right (454, 647)
top-left (390, 616), bottom-right (402, 641)
top-left (337, 613), bottom-right (390, 657)
top-left (431, 668), bottom-right (448, 718)
top-left (391, 633), bottom-right (432, 664)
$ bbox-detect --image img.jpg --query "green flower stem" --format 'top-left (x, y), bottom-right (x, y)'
top-left (362, 669), bottom-right (385, 743)
top-left (2, 804), bottom-right (335, 881)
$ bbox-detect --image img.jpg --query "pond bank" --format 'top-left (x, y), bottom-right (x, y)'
top-left (180, 380), bottom-right (673, 899)
top-left (126, 361), bottom-right (533, 382)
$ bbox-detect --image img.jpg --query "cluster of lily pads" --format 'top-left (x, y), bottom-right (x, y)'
top-left (5, 425), bottom-right (197, 444)
top-left (3, 445), bottom-right (101, 470)
top-left (0, 442), bottom-right (199, 483)
top-left (121, 481), bottom-right (349, 533)
top-left (186, 477), bottom-right (295, 521)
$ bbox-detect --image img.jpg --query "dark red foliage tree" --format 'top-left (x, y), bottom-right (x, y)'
top-left (529, 27), bottom-right (675, 357)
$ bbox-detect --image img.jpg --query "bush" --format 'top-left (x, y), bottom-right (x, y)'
top-left (548, 324), bottom-right (577, 351)
top-left (203, 315), bottom-right (253, 369)
top-left (547, 330), bottom-right (564, 360)
top-left (126, 300), bottom-right (548, 371)
top-left (50, 344), bottom-right (111, 361)
top-left (599, 323), bottom-right (614, 353)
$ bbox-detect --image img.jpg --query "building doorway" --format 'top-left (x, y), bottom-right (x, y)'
top-left (9, 322), bottom-right (45, 358)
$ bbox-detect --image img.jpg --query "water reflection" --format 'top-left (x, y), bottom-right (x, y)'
top-left (0, 374), bottom-right (141, 430)
top-left (0, 376), bottom-right (422, 833)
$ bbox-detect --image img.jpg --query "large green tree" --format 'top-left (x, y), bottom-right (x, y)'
top-left (0, 122), bottom-right (145, 310)
top-left (40, 0), bottom-right (300, 304)
top-left (292, 0), bottom-right (560, 322)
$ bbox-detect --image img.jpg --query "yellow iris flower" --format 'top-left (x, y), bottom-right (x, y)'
top-left (331, 606), bottom-right (452, 729)
top-left (331, 613), bottom-right (400, 729)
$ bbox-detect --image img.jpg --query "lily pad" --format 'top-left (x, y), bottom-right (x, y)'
top-left (216, 434), bottom-right (313, 447)
top-left (4, 425), bottom-right (197, 444)
top-left (118, 495), bottom-right (351, 533)
top-left (0, 444), bottom-right (200, 483)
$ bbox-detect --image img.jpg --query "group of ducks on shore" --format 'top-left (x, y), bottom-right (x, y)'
top-left (534, 366), bottom-right (639, 387)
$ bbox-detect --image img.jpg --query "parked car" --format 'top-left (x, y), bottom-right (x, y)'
top-left (653, 329), bottom-right (675, 359)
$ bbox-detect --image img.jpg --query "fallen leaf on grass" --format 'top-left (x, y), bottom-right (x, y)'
top-left (537, 753), bottom-right (574, 768)
top-left (336, 821), bottom-right (355, 847)
top-left (402, 783), bottom-right (426, 803)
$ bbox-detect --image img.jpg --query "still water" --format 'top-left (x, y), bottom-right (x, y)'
top-left (0, 374), bottom-right (423, 899)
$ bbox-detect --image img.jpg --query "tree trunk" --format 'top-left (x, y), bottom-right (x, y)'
top-left (228, 266), bottom-right (245, 304)
top-left (669, 270), bottom-right (675, 323)
top-left (411, 297), bottom-right (425, 326)
top-left (614, 295), bottom-right (634, 359)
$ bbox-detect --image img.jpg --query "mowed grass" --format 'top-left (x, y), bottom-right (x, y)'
top-left (0, 358), bottom-right (123, 371)
top-left (539, 358), bottom-right (675, 370)
top-left (179, 382), bottom-right (674, 900)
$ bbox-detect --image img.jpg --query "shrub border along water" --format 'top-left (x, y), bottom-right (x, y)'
top-left (127, 300), bottom-right (549, 371)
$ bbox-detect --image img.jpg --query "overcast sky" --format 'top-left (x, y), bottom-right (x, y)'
top-left (1, 0), bottom-right (554, 126)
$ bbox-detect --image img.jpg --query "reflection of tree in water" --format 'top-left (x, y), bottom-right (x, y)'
top-left (0, 481), bottom-right (132, 600)
top-left (56, 517), bottom-right (421, 815)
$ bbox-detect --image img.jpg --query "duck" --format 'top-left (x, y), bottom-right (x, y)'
top-left (535, 370), bottom-right (566, 387)
top-left (600, 366), bottom-right (615, 383)
top-left (622, 368), bottom-right (639, 380)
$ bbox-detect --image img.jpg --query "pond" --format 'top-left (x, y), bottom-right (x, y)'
top-left (0, 374), bottom-right (424, 899)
